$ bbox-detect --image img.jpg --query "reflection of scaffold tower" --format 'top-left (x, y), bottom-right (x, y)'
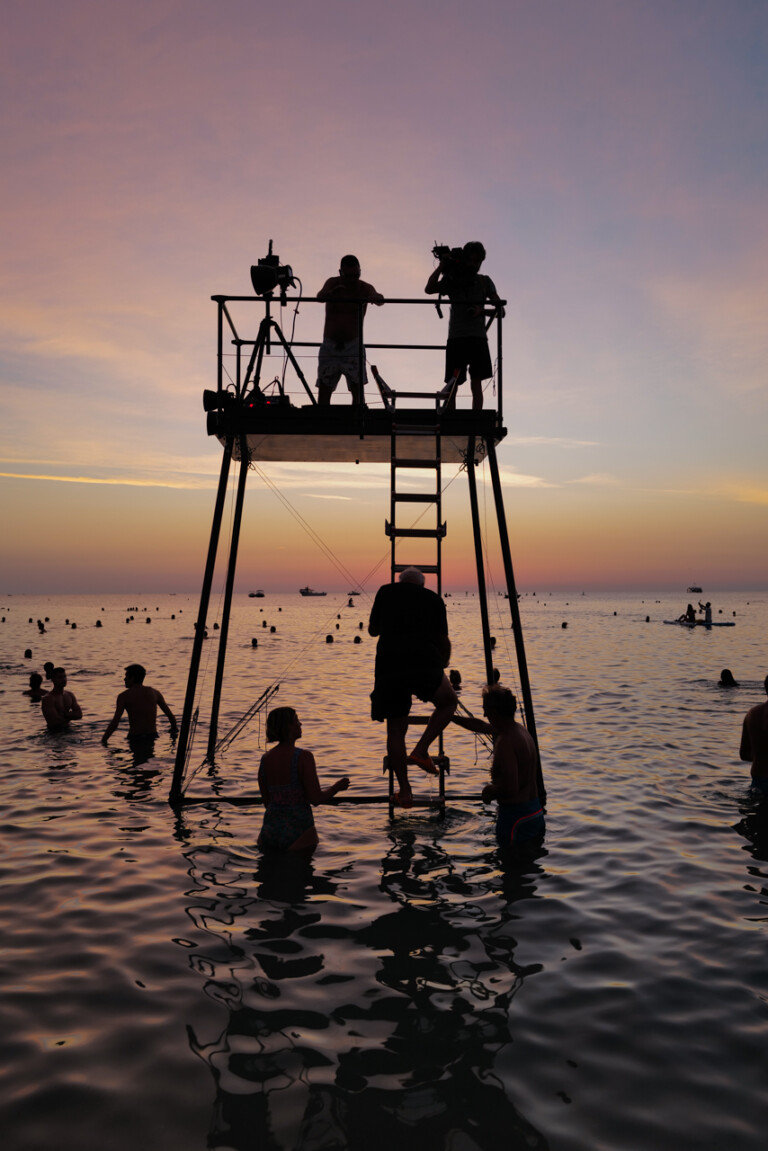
top-left (168, 288), bottom-right (544, 808)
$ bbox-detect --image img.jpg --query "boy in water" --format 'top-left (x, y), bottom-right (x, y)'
top-left (452, 685), bottom-right (544, 852)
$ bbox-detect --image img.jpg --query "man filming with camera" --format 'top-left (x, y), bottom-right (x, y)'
top-left (425, 241), bottom-right (503, 411)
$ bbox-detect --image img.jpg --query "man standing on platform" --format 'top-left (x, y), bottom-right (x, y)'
top-left (425, 241), bottom-right (504, 410)
top-left (368, 567), bottom-right (458, 806)
top-left (316, 255), bottom-right (384, 406)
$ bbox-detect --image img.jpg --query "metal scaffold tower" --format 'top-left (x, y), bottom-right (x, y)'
top-left (168, 262), bottom-right (543, 809)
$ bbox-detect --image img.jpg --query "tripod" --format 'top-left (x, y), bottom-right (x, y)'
top-left (242, 297), bottom-right (316, 406)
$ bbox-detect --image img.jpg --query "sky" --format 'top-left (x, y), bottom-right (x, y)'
top-left (1, 0), bottom-right (767, 594)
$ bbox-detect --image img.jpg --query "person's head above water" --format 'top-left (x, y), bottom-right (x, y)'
top-left (398, 567), bottom-right (425, 587)
top-left (719, 668), bottom-right (738, 687)
top-left (29, 673), bottom-right (43, 690)
top-left (266, 706), bottom-right (300, 743)
top-left (482, 684), bottom-right (518, 720)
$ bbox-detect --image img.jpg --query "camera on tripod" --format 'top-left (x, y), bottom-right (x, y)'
top-left (250, 240), bottom-right (296, 297)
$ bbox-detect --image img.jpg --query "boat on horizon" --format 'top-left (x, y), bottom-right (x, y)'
top-left (687, 584), bottom-right (703, 593)
top-left (248, 590), bottom-right (265, 598)
top-left (299, 586), bottom-right (327, 597)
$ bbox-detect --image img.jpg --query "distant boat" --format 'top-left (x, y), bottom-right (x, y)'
top-left (687, 585), bottom-right (703, 593)
top-left (248, 590), bottom-right (265, 598)
top-left (347, 590), bottom-right (361, 596)
top-left (299, 586), bottom-right (327, 597)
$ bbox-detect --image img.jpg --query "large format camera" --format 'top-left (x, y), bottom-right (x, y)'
top-left (432, 243), bottom-right (473, 280)
top-left (250, 240), bottom-right (296, 297)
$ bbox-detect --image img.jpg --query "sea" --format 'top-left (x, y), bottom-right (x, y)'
top-left (2, 588), bottom-right (767, 1151)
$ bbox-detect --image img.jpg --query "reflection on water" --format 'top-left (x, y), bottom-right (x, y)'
top-left (183, 823), bottom-right (548, 1150)
top-left (4, 591), bottom-right (768, 1151)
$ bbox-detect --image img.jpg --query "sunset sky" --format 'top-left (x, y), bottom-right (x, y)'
top-left (2, 0), bottom-right (767, 594)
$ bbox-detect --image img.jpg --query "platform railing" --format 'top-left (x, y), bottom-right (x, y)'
top-left (210, 294), bottom-right (506, 424)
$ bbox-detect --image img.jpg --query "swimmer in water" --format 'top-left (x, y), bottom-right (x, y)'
top-left (41, 669), bottom-right (83, 732)
top-left (452, 685), bottom-right (544, 853)
top-left (257, 707), bottom-right (349, 852)
top-left (740, 676), bottom-right (768, 795)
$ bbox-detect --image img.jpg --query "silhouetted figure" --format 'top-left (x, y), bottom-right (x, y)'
top-left (257, 707), bottom-right (349, 853)
top-left (23, 673), bottom-right (48, 700)
top-left (452, 686), bottom-right (544, 854)
top-left (316, 255), bottom-right (384, 405)
top-left (425, 241), bottom-right (503, 410)
top-left (678, 603), bottom-right (697, 623)
top-left (740, 676), bottom-right (768, 795)
top-left (719, 668), bottom-right (739, 687)
top-left (699, 600), bottom-right (713, 624)
top-left (102, 664), bottom-right (177, 746)
top-left (41, 668), bottom-right (83, 732)
top-left (368, 567), bottom-right (457, 806)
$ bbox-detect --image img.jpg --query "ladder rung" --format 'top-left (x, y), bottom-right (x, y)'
top-left (393, 457), bottom-right (440, 469)
top-left (393, 493), bottom-right (439, 503)
top-left (385, 523), bottom-right (446, 539)
top-left (392, 424), bottom-right (439, 435)
top-left (393, 563), bottom-right (439, 574)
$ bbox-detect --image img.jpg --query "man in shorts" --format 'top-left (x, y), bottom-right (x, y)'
top-left (368, 567), bottom-right (458, 806)
top-left (740, 675), bottom-right (768, 794)
top-left (316, 255), bottom-right (384, 405)
top-left (425, 241), bottom-right (504, 410)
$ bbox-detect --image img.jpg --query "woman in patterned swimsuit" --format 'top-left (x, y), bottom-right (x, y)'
top-left (257, 707), bottom-right (350, 852)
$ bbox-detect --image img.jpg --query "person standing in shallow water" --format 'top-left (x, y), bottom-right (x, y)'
top-left (101, 664), bottom-right (177, 746)
top-left (740, 675), bottom-right (768, 795)
top-left (316, 255), bottom-right (384, 406)
top-left (452, 685), bottom-right (544, 853)
top-left (41, 668), bottom-right (82, 732)
top-left (257, 707), bottom-right (349, 852)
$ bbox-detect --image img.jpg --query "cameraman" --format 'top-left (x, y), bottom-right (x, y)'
top-left (316, 255), bottom-right (384, 406)
top-left (425, 241), bottom-right (503, 410)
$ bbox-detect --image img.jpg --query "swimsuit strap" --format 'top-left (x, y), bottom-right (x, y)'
top-left (289, 746), bottom-right (301, 786)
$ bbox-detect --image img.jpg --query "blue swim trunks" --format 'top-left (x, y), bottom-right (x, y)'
top-left (495, 798), bottom-right (545, 851)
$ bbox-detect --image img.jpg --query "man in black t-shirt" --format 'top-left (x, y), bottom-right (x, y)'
top-left (425, 241), bottom-right (504, 410)
top-left (368, 567), bottom-right (458, 806)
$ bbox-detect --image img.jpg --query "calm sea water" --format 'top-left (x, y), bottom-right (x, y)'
top-left (2, 589), bottom-right (767, 1151)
